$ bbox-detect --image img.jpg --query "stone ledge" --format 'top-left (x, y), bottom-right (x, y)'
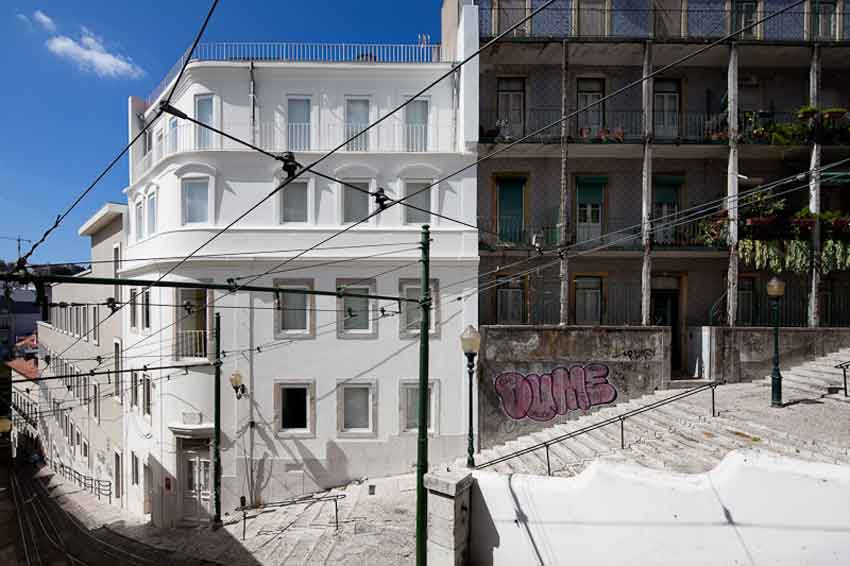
top-left (424, 470), bottom-right (473, 497)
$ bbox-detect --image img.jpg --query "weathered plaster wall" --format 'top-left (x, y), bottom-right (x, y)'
top-left (478, 325), bottom-right (670, 449)
top-left (708, 327), bottom-right (850, 384)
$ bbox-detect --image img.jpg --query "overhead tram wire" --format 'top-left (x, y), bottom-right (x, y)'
top-left (14, 0), bottom-right (220, 270)
top-left (9, 362), bottom-right (210, 385)
top-left (54, 0), bottom-right (805, 369)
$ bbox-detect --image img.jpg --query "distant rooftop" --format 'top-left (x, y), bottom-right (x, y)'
top-left (148, 41), bottom-right (444, 105)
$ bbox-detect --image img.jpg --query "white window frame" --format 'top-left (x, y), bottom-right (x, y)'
top-left (112, 243), bottom-right (122, 302)
top-left (92, 383), bottom-right (100, 422)
top-left (81, 305), bottom-right (89, 342)
top-left (274, 380), bottom-right (315, 437)
top-left (344, 95), bottom-right (373, 151)
top-left (142, 373), bottom-right (152, 417)
top-left (146, 188), bottom-right (157, 236)
top-left (181, 177), bottom-right (213, 226)
top-left (402, 96), bottom-right (431, 152)
top-left (398, 279), bottom-right (439, 338)
top-left (273, 279), bottom-right (315, 339)
top-left (131, 451), bottom-right (140, 486)
top-left (402, 179), bottom-right (437, 226)
top-left (399, 379), bottom-right (439, 435)
top-left (131, 370), bottom-right (139, 408)
top-left (286, 95), bottom-right (313, 151)
top-left (168, 117), bottom-right (178, 153)
top-left (278, 179), bottom-right (313, 225)
top-left (336, 278), bottom-right (378, 339)
top-left (113, 338), bottom-right (122, 404)
top-left (338, 178), bottom-right (374, 225)
top-left (135, 199), bottom-right (145, 241)
top-left (142, 289), bottom-right (151, 330)
top-left (129, 289), bottom-right (138, 330)
top-left (92, 305), bottom-right (99, 345)
top-left (337, 381), bottom-right (377, 438)
top-left (194, 93), bottom-right (217, 150)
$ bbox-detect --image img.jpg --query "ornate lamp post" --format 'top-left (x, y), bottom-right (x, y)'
top-left (767, 276), bottom-right (786, 408)
top-left (459, 325), bottom-right (481, 468)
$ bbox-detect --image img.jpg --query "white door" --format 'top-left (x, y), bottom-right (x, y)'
top-left (577, 203), bottom-right (602, 243)
top-left (181, 448), bottom-right (211, 523)
top-left (654, 92), bottom-right (680, 139)
top-left (653, 202), bottom-right (679, 244)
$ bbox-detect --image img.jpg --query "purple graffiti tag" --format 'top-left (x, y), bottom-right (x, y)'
top-left (494, 365), bottom-right (618, 422)
top-left (494, 372), bottom-right (533, 420)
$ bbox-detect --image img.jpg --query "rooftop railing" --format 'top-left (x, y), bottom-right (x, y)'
top-left (481, 7), bottom-right (845, 43)
top-left (147, 42), bottom-right (443, 105)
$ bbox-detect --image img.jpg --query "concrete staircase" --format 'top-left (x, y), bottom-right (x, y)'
top-left (449, 348), bottom-right (850, 478)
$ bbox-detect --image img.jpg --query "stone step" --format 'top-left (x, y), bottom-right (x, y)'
top-left (785, 367), bottom-right (845, 386)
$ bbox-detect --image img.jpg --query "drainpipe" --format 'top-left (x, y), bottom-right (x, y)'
top-left (249, 62), bottom-right (256, 145)
top-left (248, 292), bottom-right (255, 505)
top-left (451, 67), bottom-right (459, 152)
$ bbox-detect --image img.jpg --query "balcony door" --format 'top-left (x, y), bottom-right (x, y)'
top-left (497, 78), bottom-right (525, 139)
top-left (732, 1), bottom-right (758, 39)
top-left (811, 1), bottom-right (837, 40)
top-left (497, 0), bottom-right (528, 36)
top-left (577, 79), bottom-right (604, 138)
top-left (653, 0), bottom-right (683, 39)
top-left (287, 98), bottom-right (311, 152)
top-left (653, 178), bottom-right (681, 245)
top-left (497, 176), bottom-right (526, 244)
top-left (176, 288), bottom-right (208, 359)
top-left (654, 79), bottom-right (681, 139)
top-left (576, 177), bottom-right (605, 244)
top-left (577, 0), bottom-right (606, 37)
top-left (195, 95), bottom-right (214, 150)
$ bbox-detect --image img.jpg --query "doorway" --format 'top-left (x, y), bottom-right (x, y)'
top-left (180, 440), bottom-right (211, 524)
top-left (651, 289), bottom-right (681, 372)
top-left (113, 451), bottom-right (123, 505)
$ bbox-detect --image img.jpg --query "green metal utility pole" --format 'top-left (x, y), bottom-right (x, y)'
top-left (415, 224), bottom-right (431, 566)
top-left (213, 312), bottom-right (222, 529)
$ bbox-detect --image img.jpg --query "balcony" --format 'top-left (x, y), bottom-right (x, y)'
top-left (176, 329), bottom-right (208, 359)
top-left (148, 42), bottom-right (443, 105)
top-left (480, 6), bottom-right (846, 44)
top-left (133, 120), bottom-right (453, 180)
top-left (478, 215), bottom-right (561, 250)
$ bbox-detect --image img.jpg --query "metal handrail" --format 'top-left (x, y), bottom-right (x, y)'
top-left (476, 381), bottom-right (719, 475)
top-left (46, 456), bottom-right (112, 504)
top-left (834, 360), bottom-right (850, 397)
top-left (236, 493), bottom-right (347, 539)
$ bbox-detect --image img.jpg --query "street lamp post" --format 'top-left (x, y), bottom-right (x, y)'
top-left (767, 276), bottom-right (786, 408)
top-left (459, 325), bottom-right (481, 468)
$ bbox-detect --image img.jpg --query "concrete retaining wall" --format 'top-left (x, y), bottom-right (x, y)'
top-left (706, 327), bottom-right (850, 384)
top-left (478, 326), bottom-right (671, 449)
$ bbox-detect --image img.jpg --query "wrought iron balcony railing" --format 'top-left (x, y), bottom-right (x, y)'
top-left (480, 7), bottom-right (845, 43)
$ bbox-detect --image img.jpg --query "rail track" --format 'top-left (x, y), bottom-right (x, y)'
top-left (10, 461), bottom-right (218, 566)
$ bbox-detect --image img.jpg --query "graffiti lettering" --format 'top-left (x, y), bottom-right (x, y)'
top-left (614, 348), bottom-right (655, 361)
top-left (494, 364), bottom-right (617, 422)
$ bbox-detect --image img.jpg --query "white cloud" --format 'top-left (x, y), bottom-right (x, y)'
top-left (45, 28), bottom-right (145, 79)
top-left (32, 10), bottom-right (56, 33)
top-left (16, 13), bottom-right (32, 28)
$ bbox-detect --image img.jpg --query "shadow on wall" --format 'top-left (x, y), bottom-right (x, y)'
top-left (469, 476), bottom-right (500, 566)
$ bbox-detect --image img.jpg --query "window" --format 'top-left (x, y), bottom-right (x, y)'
top-left (342, 181), bottom-right (369, 223)
top-left (576, 177), bottom-right (605, 244)
top-left (401, 382), bottom-right (436, 433)
top-left (130, 289), bottom-right (138, 329)
top-left (654, 80), bottom-right (681, 139)
top-left (131, 452), bottom-right (139, 485)
top-left (281, 182), bottom-right (309, 223)
top-left (82, 306), bottom-right (88, 341)
top-left (577, 0), bottom-right (607, 36)
top-left (146, 192), bottom-right (157, 235)
top-left (92, 384), bottom-right (100, 420)
top-left (497, 286), bottom-right (524, 324)
top-left (577, 78), bottom-right (604, 136)
top-left (287, 98), bottom-right (311, 151)
top-left (92, 306), bottom-right (99, 344)
top-left (142, 290), bottom-right (151, 330)
top-left (154, 129), bottom-right (163, 161)
top-left (135, 200), bottom-right (145, 240)
top-left (811, 1), bottom-right (837, 40)
top-left (142, 374), bottom-right (151, 416)
top-left (340, 384), bottom-right (374, 434)
top-left (403, 181), bottom-right (431, 224)
top-left (496, 177), bottom-right (525, 244)
top-left (182, 179), bottom-right (209, 224)
top-left (733, 1), bottom-right (758, 39)
top-left (113, 244), bottom-right (121, 301)
top-left (399, 279), bottom-right (438, 336)
top-left (575, 276), bottom-right (603, 325)
top-left (275, 282), bottom-right (312, 335)
top-left (195, 94), bottom-right (214, 149)
top-left (276, 383), bottom-right (313, 433)
top-left (143, 129), bottom-right (153, 156)
top-left (113, 340), bottom-right (122, 403)
top-left (653, 177), bottom-right (682, 245)
top-left (404, 99), bottom-right (429, 151)
top-left (338, 283), bottom-right (374, 335)
top-left (496, 78), bottom-right (525, 138)
top-left (345, 98), bottom-right (370, 151)
top-left (82, 440), bottom-right (88, 459)
top-left (168, 117), bottom-right (178, 153)
top-left (131, 371), bottom-right (139, 407)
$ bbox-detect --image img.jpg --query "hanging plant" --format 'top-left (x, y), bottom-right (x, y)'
top-left (697, 216), bottom-right (728, 247)
top-left (739, 238), bottom-right (754, 266)
top-left (784, 240), bottom-right (811, 274)
top-left (767, 242), bottom-right (784, 272)
top-left (796, 105), bottom-right (818, 120)
top-left (822, 107), bottom-right (848, 120)
top-left (822, 239), bottom-right (840, 274)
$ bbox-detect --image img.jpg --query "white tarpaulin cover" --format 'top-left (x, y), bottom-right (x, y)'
top-left (470, 450), bottom-right (850, 565)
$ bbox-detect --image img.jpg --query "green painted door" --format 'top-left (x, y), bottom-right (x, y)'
top-left (498, 177), bottom-right (525, 244)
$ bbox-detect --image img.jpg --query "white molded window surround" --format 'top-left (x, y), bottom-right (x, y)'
top-left (113, 340), bottom-right (122, 403)
top-left (129, 289), bottom-right (138, 329)
top-left (168, 117), bottom-right (178, 153)
top-left (339, 382), bottom-right (376, 435)
top-left (135, 200), bottom-right (145, 241)
top-left (399, 279), bottom-right (439, 337)
top-left (195, 94), bottom-right (215, 150)
top-left (142, 373), bottom-right (152, 416)
top-left (274, 280), bottom-right (314, 337)
top-left (112, 244), bottom-right (121, 302)
top-left (182, 178), bottom-right (211, 225)
top-left (403, 180), bottom-right (433, 225)
top-left (404, 99), bottom-right (429, 152)
top-left (342, 180), bottom-right (370, 224)
top-left (92, 306), bottom-right (99, 345)
top-left (287, 97), bottom-right (311, 152)
top-left (280, 181), bottom-right (309, 224)
top-left (275, 381), bottom-right (315, 436)
top-left (400, 380), bottom-right (438, 434)
top-left (345, 98), bottom-right (370, 151)
top-left (142, 289), bottom-right (151, 330)
top-left (146, 191), bottom-right (157, 236)
top-left (336, 279), bottom-right (376, 338)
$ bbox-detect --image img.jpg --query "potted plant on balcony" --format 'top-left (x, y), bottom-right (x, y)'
top-left (790, 208), bottom-right (816, 239)
top-left (612, 127), bottom-right (625, 143)
top-left (797, 105), bottom-right (818, 121)
top-left (697, 215), bottom-right (728, 248)
top-left (742, 190), bottom-right (786, 240)
top-left (579, 127), bottom-right (593, 142)
top-left (598, 127), bottom-right (611, 143)
top-left (822, 107), bottom-right (848, 121)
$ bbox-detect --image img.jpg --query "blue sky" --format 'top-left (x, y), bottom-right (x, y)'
top-left (0, 1), bottom-right (442, 264)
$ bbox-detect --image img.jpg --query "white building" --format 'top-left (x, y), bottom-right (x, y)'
top-left (121, 12), bottom-right (479, 525)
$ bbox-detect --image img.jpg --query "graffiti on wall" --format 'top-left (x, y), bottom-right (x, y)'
top-left (494, 364), bottom-right (617, 422)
